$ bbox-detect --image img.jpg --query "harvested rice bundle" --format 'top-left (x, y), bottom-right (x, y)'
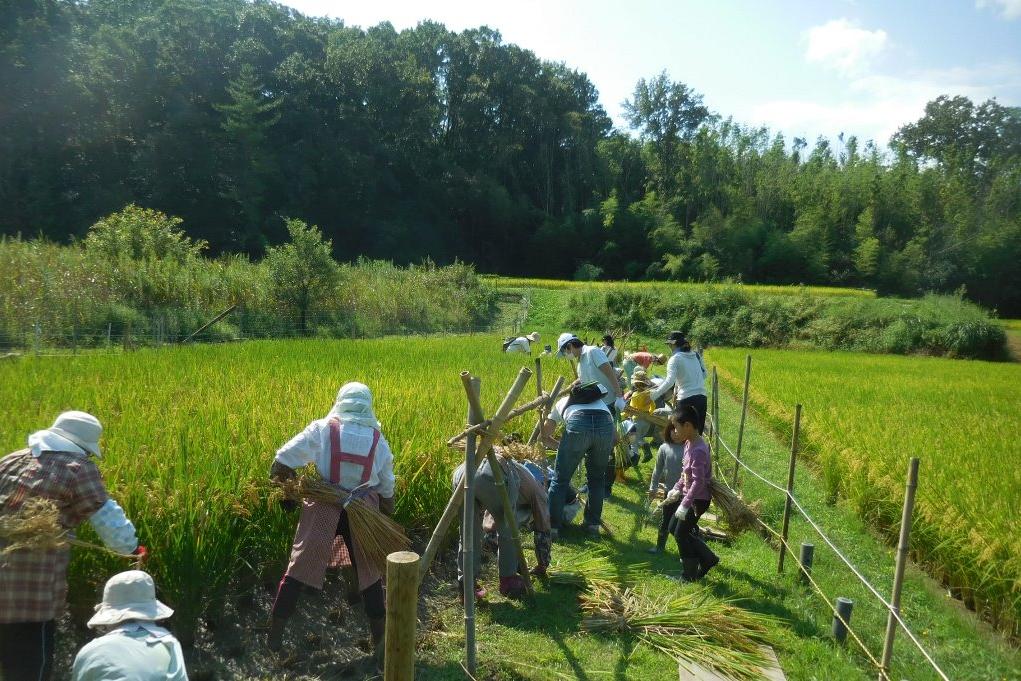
top-left (549, 549), bottom-right (652, 589)
top-left (496, 441), bottom-right (548, 466)
top-left (582, 582), bottom-right (780, 681)
top-left (0, 497), bottom-right (68, 554)
top-left (274, 476), bottom-right (411, 572)
top-left (709, 479), bottom-right (762, 535)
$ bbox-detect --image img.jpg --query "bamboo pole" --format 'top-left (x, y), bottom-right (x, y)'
top-left (383, 551), bottom-right (420, 681)
top-left (418, 368), bottom-right (532, 582)
top-left (712, 366), bottom-right (720, 454)
top-left (446, 392), bottom-right (550, 445)
top-left (534, 357), bottom-right (543, 399)
top-left (182, 303), bottom-right (237, 343)
top-left (462, 378), bottom-right (535, 597)
top-left (732, 354), bottom-right (752, 488)
top-left (462, 378), bottom-right (482, 674)
top-left (527, 376), bottom-right (566, 446)
top-left (880, 457), bottom-right (920, 678)
top-left (777, 404), bottom-right (802, 573)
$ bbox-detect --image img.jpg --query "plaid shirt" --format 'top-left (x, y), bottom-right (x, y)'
top-left (0, 449), bottom-right (109, 622)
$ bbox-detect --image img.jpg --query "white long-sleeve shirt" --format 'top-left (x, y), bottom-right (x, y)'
top-left (577, 345), bottom-right (617, 404)
top-left (275, 419), bottom-right (395, 497)
top-left (650, 350), bottom-right (707, 402)
top-left (505, 337), bottom-right (531, 353)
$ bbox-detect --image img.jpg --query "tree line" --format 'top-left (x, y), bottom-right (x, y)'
top-left (2, 0), bottom-right (1020, 313)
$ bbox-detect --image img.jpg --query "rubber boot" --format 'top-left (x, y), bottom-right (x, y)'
top-left (692, 535), bottom-right (720, 579)
top-left (647, 531), bottom-right (668, 554)
top-left (267, 616), bottom-right (287, 652)
top-left (342, 566), bottom-right (361, 605)
top-left (369, 616), bottom-right (385, 672)
top-left (679, 557), bottom-right (700, 583)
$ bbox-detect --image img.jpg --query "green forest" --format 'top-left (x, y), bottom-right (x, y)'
top-left (3, 0), bottom-right (1020, 313)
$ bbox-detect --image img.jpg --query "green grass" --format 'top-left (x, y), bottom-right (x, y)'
top-left (486, 276), bottom-right (876, 298)
top-left (708, 347), bottom-right (1021, 636)
top-left (1000, 319), bottom-right (1021, 331)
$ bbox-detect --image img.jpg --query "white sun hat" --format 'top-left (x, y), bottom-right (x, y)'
top-left (556, 332), bottom-right (579, 356)
top-left (88, 571), bottom-right (173, 628)
top-left (47, 411), bottom-right (103, 457)
top-left (525, 331), bottom-right (540, 342)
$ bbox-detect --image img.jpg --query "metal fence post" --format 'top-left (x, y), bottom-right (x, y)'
top-left (732, 354), bottom-right (751, 488)
top-left (34, 321), bottom-right (41, 356)
top-left (462, 377), bottom-right (483, 674)
top-left (778, 404), bottom-right (802, 573)
top-left (799, 542), bottom-right (814, 585)
top-left (880, 457), bottom-right (920, 678)
top-left (832, 597), bottom-right (854, 644)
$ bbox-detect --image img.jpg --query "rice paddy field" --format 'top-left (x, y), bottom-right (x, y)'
top-left (486, 276), bottom-right (876, 298)
top-left (709, 347), bottom-right (1021, 635)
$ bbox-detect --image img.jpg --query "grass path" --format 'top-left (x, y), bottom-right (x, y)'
top-left (414, 377), bottom-right (1021, 680)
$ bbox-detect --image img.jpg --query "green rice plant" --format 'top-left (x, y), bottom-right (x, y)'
top-left (710, 347), bottom-right (1021, 634)
top-left (549, 548), bottom-right (652, 589)
top-left (485, 276), bottom-right (876, 298)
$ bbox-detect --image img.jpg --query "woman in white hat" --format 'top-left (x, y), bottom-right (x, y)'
top-left (503, 331), bottom-right (540, 353)
top-left (267, 382), bottom-right (396, 668)
top-left (72, 570), bottom-right (187, 680)
top-left (0, 411), bottom-right (143, 681)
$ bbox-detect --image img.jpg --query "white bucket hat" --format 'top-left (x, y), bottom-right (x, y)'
top-left (47, 411), bottom-right (103, 457)
top-left (556, 332), bottom-right (579, 356)
top-left (525, 331), bottom-right (540, 342)
top-left (88, 571), bottom-right (173, 628)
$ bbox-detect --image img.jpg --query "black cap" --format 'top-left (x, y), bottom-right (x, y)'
top-left (666, 331), bottom-right (687, 345)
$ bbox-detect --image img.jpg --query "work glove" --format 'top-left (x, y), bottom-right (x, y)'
top-left (379, 495), bottom-right (396, 517)
top-left (673, 503), bottom-right (690, 521)
top-left (665, 489), bottom-right (681, 504)
top-left (132, 544), bottom-right (149, 564)
top-left (279, 498), bottom-right (298, 513)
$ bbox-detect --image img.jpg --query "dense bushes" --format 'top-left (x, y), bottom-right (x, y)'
top-left (0, 208), bottom-right (498, 348)
top-left (566, 285), bottom-right (1006, 359)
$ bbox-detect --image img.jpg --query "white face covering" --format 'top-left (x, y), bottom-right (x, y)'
top-left (326, 382), bottom-right (380, 429)
top-left (27, 430), bottom-right (85, 458)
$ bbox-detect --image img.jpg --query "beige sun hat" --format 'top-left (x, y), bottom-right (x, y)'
top-left (88, 571), bottom-right (173, 628)
top-left (47, 411), bottom-right (103, 457)
top-left (525, 331), bottom-right (540, 343)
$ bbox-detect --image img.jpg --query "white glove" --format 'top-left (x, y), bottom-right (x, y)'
top-left (673, 503), bottom-right (690, 520)
top-left (614, 397), bottom-right (626, 412)
top-left (665, 489), bottom-right (681, 504)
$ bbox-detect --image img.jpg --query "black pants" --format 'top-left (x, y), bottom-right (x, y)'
top-left (672, 498), bottom-right (711, 559)
top-left (679, 394), bottom-right (708, 435)
top-left (272, 510), bottom-right (386, 621)
top-left (657, 497), bottom-right (682, 549)
top-left (0, 620), bottom-right (55, 681)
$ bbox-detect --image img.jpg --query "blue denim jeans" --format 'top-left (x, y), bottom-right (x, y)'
top-left (548, 411), bottom-right (614, 529)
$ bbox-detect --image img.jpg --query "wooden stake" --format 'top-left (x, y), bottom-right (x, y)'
top-left (732, 354), bottom-right (752, 488)
top-left (777, 404), bottom-right (802, 573)
top-left (880, 457), bottom-right (919, 678)
top-left (384, 551), bottom-right (420, 681)
top-left (418, 368), bottom-right (532, 582)
top-left (527, 376), bottom-right (566, 446)
top-left (446, 392), bottom-right (550, 445)
top-left (534, 357), bottom-right (543, 398)
top-left (462, 377), bottom-right (482, 674)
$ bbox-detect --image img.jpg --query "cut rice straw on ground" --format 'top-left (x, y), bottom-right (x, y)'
top-left (549, 549), bottom-right (652, 589)
top-left (275, 476), bottom-right (411, 572)
top-left (582, 581), bottom-right (780, 681)
top-left (710, 478), bottom-right (762, 535)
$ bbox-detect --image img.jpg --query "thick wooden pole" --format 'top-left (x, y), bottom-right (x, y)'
top-left (777, 404), bottom-right (802, 573)
top-left (462, 378), bottom-right (483, 674)
top-left (384, 551), bottom-right (420, 681)
top-left (534, 357), bottom-right (543, 398)
top-left (880, 457), bottom-right (920, 678)
top-left (732, 354), bottom-right (752, 488)
top-left (528, 376), bottom-right (566, 446)
top-left (418, 368), bottom-right (532, 582)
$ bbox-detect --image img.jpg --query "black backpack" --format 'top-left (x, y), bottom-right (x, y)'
top-left (565, 381), bottom-right (605, 408)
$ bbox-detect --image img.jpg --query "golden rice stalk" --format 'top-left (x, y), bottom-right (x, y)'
top-left (710, 479), bottom-right (762, 535)
top-left (549, 549), bottom-right (651, 589)
top-left (0, 498), bottom-right (68, 554)
top-left (496, 441), bottom-right (549, 466)
top-left (581, 582), bottom-right (779, 681)
top-left (274, 476), bottom-right (411, 573)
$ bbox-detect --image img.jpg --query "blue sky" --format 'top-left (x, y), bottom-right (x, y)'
top-left (279, 0), bottom-right (1021, 146)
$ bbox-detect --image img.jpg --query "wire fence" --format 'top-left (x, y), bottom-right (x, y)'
top-left (705, 375), bottom-right (951, 681)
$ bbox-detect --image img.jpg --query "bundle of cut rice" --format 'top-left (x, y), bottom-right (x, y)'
top-left (0, 498), bottom-right (68, 554)
top-left (497, 441), bottom-right (549, 466)
top-left (582, 582), bottom-right (779, 681)
top-left (709, 478), bottom-right (761, 535)
top-left (275, 476), bottom-right (411, 572)
top-left (549, 549), bottom-right (651, 589)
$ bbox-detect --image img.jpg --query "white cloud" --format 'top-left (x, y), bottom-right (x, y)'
top-left (976, 0), bottom-right (1021, 20)
top-left (748, 61), bottom-right (1021, 146)
top-left (803, 19), bottom-right (888, 75)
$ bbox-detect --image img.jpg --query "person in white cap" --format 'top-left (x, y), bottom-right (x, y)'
top-left (555, 333), bottom-right (620, 408)
top-left (503, 331), bottom-right (540, 353)
top-left (0, 411), bottom-right (143, 681)
top-left (72, 570), bottom-right (187, 680)
top-left (267, 382), bottom-right (395, 669)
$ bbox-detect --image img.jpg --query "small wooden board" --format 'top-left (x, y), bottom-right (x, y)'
top-left (679, 645), bottom-right (786, 681)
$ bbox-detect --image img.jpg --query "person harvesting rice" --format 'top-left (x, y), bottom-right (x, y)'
top-left (480, 459), bottom-right (553, 577)
top-left (503, 331), bottom-right (540, 353)
top-left (0, 411), bottom-right (143, 681)
top-left (666, 404), bottom-right (719, 582)
top-left (651, 331), bottom-right (708, 433)
top-left (266, 382), bottom-right (396, 668)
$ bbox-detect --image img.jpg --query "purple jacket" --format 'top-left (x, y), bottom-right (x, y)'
top-left (671, 438), bottom-right (712, 507)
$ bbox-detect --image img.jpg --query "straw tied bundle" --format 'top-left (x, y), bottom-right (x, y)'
top-left (275, 476), bottom-right (410, 572)
top-left (0, 498), bottom-right (138, 561)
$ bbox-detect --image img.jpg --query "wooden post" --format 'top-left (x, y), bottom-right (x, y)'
top-left (384, 551), bottom-right (420, 681)
top-left (418, 368), bottom-right (532, 582)
top-left (534, 357), bottom-right (543, 399)
top-left (712, 367), bottom-right (720, 455)
top-left (732, 354), bottom-right (752, 488)
top-left (527, 376), bottom-right (565, 446)
top-left (777, 404), bottom-right (802, 573)
top-left (880, 457), bottom-right (920, 679)
top-left (462, 378), bottom-right (483, 674)
top-left (106, 323), bottom-right (112, 347)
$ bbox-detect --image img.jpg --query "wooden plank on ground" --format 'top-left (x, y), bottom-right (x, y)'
top-left (679, 646), bottom-right (786, 681)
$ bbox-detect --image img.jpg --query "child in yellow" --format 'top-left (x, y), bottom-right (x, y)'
top-left (625, 371), bottom-right (657, 462)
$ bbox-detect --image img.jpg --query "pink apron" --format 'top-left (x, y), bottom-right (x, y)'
top-left (284, 419), bottom-right (383, 591)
